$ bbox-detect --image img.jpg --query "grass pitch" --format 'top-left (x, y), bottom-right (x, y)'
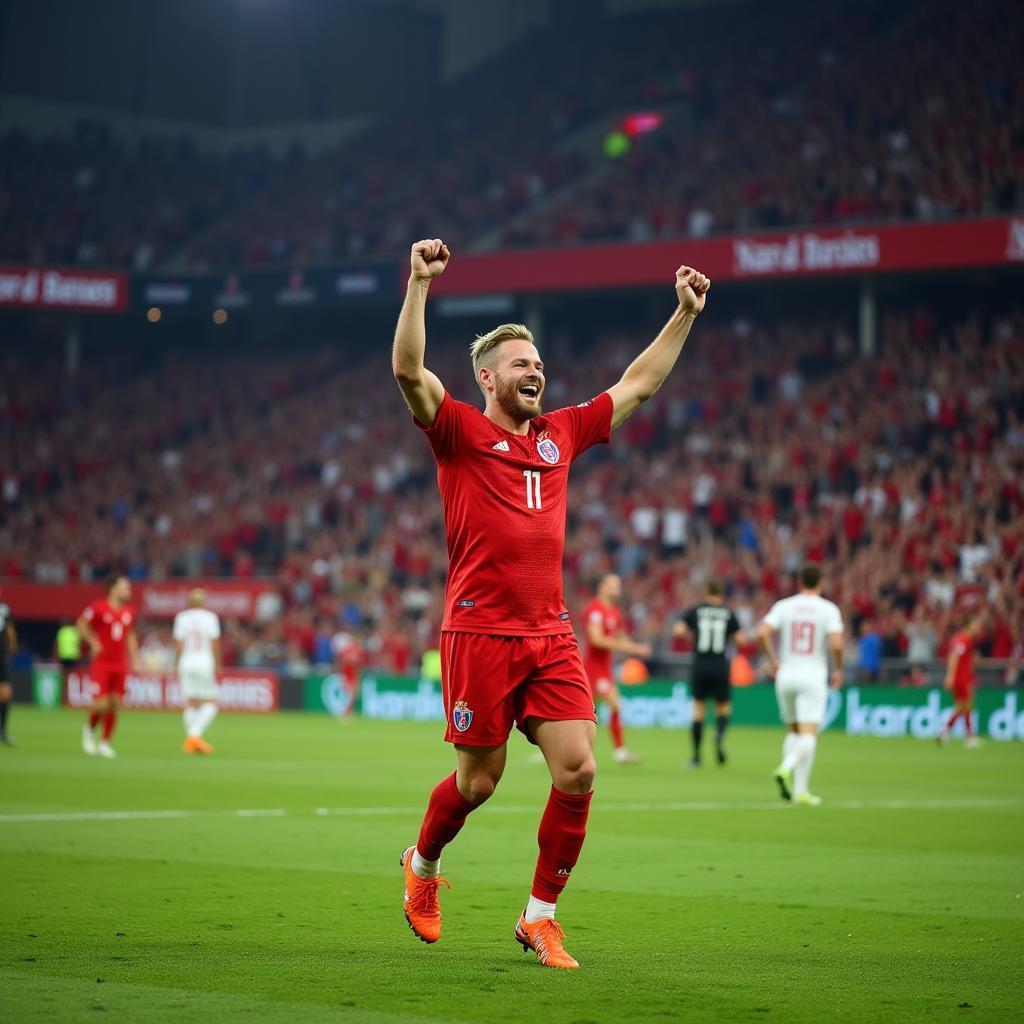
top-left (2, 707), bottom-right (1022, 1023)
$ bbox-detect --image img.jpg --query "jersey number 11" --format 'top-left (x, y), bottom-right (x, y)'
top-left (523, 470), bottom-right (542, 509)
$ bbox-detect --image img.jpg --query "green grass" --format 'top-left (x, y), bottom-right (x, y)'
top-left (2, 707), bottom-right (1022, 1023)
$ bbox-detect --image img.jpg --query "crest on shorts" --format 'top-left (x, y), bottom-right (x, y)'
top-left (452, 700), bottom-right (473, 733)
top-left (536, 437), bottom-right (560, 465)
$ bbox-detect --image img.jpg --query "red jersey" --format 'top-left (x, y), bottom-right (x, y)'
top-left (417, 391), bottom-right (613, 636)
top-left (338, 640), bottom-right (367, 686)
top-left (949, 631), bottom-right (976, 689)
top-left (82, 599), bottom-right (136, 667)
top-left (582, 598), bottom-right (622, 680)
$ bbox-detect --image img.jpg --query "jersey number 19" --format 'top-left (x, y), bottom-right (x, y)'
top-left (790, 621), bottom-right (816, 655)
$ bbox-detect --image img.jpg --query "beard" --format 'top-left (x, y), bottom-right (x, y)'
top-left (495, 373), bottom-right (542, 421)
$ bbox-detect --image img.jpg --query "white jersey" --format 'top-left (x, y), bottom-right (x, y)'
top-left (173, 607), bottom-right (221, 674)
top-left (763, 593), bottom-right (843, 687)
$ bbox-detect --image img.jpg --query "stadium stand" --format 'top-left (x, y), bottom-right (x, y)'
top-left (507, 0), bottom-right (1024, 246)
top-left (0, 0), bottom-right (1019, 271)
top-left (3, 305), bottom-right (1021, 671)
top-left (0, 130), bottom-right (286, 269)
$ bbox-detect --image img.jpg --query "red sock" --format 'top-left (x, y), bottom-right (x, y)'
top-left (416, 772), bottom-right (478, 862)
top-left (88, 711), bottom-right (101, 729)
top-left (963, 711), bottom-right (974, 737)
top-left (531, 786), bottom-right (593, 902)
top-left (945, 709), bottom-right (962, 732)
top-left (609, 710), bottom-right (624, 750)
top-left (102, 711), bottom-right (117, 742)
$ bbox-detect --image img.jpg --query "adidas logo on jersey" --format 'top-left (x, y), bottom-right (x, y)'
top-left (492, 440), bottom-right (510, 452)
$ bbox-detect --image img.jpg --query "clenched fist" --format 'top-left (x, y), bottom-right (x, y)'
top-left (675, 265), bottom-right (710, 315)
top-left (411, 238), bottom-right (451, 281)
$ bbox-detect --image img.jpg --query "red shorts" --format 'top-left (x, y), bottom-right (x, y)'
top-left (440, 631), bottom-right (596, 746)
top-left (952, 683), bottom-right (976, 704)
top-left (90, 663), bottom-right (127, 699)
top-left (585, 661), bottom-right (615, 699)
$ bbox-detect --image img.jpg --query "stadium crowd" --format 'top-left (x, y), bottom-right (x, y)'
top-left (507, 0), bottom-right (1023, 247)
top-left (0, 129), bottom-right (288, 270)
top-left (3, 304), bottom-right (1022, 675)
top-left (1, 0), bottom-right (1019, 273)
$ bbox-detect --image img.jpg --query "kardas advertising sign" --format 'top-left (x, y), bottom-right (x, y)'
top-left (355, 676), bottom-right (1023, 741)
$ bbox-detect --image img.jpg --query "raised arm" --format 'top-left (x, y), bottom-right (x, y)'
top-left (392, 239), bottom-right (450, 427)
top-left (607, 265), bottom-right (710, 431)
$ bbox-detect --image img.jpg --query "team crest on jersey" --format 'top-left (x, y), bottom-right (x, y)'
top-left (452, 700), bottom-right (473, 733)
top-left (536, 437), bottom-right (560, 464)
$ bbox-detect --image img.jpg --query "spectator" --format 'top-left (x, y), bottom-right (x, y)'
top-left (857, 619), bottom-right (884, 683)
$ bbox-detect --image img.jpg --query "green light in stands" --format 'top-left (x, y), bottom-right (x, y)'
top-left (603, 130), bottom-right (630, 159)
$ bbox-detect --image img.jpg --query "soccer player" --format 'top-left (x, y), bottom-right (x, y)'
top-left (173, 589), bottom-right (222, 755)
top-left (937, 614), bottom-right (986, 749)
top-left (582, 573), bottom-right (651, 764)
top-left (77, 574), bottom-right (140, 758)
top-left (674, 579), bottom-right (746, 767)
top-left (758, 565), bottom-right (844, 806)
top-left (392, 238), bottom-right (709, 968)
top-left (0, 591), bottom-right (17, 746)
top-left (331, 628), bottom-right (367, 718)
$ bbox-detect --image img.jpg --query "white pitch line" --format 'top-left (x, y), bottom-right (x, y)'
top-left (1, 798), bottom-right (1021, 825)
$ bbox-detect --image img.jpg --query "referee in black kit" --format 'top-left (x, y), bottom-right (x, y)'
top-left (674, 580), bottom-right (746, 767)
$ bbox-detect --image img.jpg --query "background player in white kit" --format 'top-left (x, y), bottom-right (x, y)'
top-left (757, 565), bottom-right (844, 806)
top-left (173, 589), bottom-right (222, 755)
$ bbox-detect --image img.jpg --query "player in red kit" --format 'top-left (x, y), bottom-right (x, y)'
top-left (392, 238), bottom-right (709, 968)
top-left (333, 630), bottom-right (367, 717)
top-left (76, 574), bottom-right (140, 758)
top-left (582, 574), bottom-right (651, 764)
top-left (938, 615), bottom-right (985, 748)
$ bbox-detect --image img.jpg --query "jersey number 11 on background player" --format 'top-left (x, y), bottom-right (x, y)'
top-left (675, 579), bottom-right (745, 767)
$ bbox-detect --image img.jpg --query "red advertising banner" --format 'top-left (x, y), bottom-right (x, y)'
top-left (427, 215), bottom-right (1024, 296)
top-left (0, 265), bottom-right (129, 312)
top-left (1, 580), bottom-right (276, 621)
top-left (64, 669), bottom-right (279, 713)
top-left (134, 582), bottom-right (275, 620)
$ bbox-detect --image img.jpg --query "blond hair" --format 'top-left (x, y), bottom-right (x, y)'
top-left (469, 323), bottom-right (534, 377)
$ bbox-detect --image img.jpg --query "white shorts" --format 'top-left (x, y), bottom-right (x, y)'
top-left (775, 679), bottom-right (827, 726)
top-left (180, 668), bottom-right (218, 702)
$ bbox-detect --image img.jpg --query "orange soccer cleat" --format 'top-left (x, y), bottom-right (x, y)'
top-left (183, 736), bottom-right (214, 755)
top-left (514, 913), bottom-right (580, 969)
top-left (401, 846), bottom-right (450, 943)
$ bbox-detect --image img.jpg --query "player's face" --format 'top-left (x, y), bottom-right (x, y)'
top-left (600, 575), bottom-right (622, 603)
top-left (111, 578), bottom-right (131, 604)
top-left (491, 340), bottom-right (545, 421)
